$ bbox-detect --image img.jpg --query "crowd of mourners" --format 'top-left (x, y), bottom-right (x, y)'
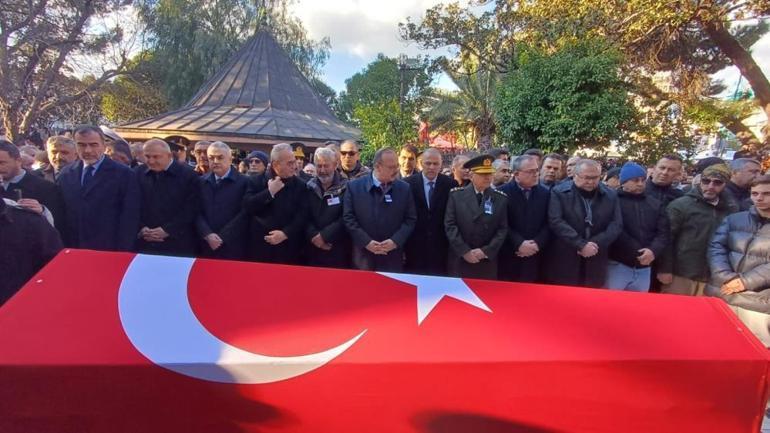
top-left (1, 125), bottom-right (769, 344)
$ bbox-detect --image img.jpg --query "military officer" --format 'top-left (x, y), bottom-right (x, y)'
top-left (444, 154), bottom-right (509, 280)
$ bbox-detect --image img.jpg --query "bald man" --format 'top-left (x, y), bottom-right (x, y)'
top-left (134, 139), bottom-right (201, 256)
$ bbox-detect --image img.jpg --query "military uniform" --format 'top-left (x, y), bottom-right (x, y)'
top-left (444, 155), bottom-right (509, 280)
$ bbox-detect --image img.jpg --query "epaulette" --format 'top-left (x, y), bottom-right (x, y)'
top-left (450, 187), bottom-right (465, 192)
top-left (492, 188), bottom-right (507, 197)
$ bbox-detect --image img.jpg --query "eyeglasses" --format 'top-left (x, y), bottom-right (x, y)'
top-left (518, 169), bottom-right (539, 175)
top-left (340, 151), bottom-right (357, 156)
top-left (700, 178), bottom-right (725, 187)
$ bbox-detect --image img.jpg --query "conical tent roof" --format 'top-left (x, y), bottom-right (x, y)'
top-left (115, 30), bottom-right (358, 146)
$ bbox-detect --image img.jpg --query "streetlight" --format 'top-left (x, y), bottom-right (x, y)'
top-left (398, 54), bottom-right (422, 111)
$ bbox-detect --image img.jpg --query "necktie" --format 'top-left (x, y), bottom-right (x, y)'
top-left (427, 181), bottom-right (434, 209)
top-left (476, 192), bottom-right (483, 206)
top-left (82, 165), bottom-right (94, 188)
top-left (523, 188), bottom-right (531, 200)
top-left (215, 177), bottom-right (222, 185)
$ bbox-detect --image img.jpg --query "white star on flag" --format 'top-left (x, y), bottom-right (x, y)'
top-left (378, 272), bottom-right (492, 325)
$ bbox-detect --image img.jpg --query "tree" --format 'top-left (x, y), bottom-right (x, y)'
top-left (506, 0), bottom-right (770, 151)
top-left (495, 40), bottom-right (635, 154)
top-left (0, 0), bottom-right (137, 141)
top-left (425, 64), bottom-right (499, 150)
top-left (336, 54), bottom-right (433, 123)
top-left (138, 0), bottom-right (331, 107)
top-left (354, 100), bottom-right (418, 164)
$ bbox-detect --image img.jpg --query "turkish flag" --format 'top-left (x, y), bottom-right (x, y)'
top-left (0, 249), bottom-right (768, 433)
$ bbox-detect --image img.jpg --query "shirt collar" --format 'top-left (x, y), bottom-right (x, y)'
top-left (7, 169), bottom-right (26, 185)
top-left (84, 155), bottom-right (106, 171)
top-left (214, 167), bottom-right (232, 182)
top-left (422, 172), bottom-right (437, 185)
top-left (371, 173), bottom-right (382, 188)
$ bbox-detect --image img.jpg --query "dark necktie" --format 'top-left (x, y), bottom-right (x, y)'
top-left (427, 181), bottom-right (434, 209)
top-left (476, 192), bottom-right (483, 206)
top-left (523, 188), bottom-right (531, 200)
top-left (82, 165), bottom-right (95, 188)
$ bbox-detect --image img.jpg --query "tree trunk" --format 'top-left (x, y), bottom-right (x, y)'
top-left (719, 113), bottom-right (763, 151)
top-left (701, 17), bottom-right (770, 148)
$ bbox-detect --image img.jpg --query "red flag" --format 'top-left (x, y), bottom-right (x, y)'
top-left (0, 249), bottom-right (768, 433)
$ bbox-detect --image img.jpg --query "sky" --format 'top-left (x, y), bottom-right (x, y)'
top-left (288, 0), bottom-right (473, 92)
top-left (290, 0), bottom-right (770, 98)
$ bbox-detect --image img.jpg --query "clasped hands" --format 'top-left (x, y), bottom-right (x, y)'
top-left (365, 239), bottom-right (397, 255)
top-left (463, 248), bottom-right (488, 264)
top-left (140, 226), bottom-right (169, 242)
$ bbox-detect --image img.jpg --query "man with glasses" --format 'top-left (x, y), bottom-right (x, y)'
top-left (546, 159), bottom-right (622, 288)
top-left (339, 140), bottom-right (370, 180)
top-left (499, 155), bottom-right (550, 282)
top-left (658, 163), bottom-right (738, 296)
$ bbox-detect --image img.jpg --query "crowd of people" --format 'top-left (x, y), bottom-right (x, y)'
top-left (1, 125), bottom-right (769, 343)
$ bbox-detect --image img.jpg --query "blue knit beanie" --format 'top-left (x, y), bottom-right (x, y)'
top-left (619, 162), bottom-right (647, 184)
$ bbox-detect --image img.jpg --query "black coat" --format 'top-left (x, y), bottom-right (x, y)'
top-left (403, 172), bottom-right (453, 275)
top-left (304, 173), bottom-right (350, 268)
top-left (196, 168), bottom-right (249, 260)
top-left (608, 190), bottom-right (669, 269)
top-left (0, 199), bottom-right (63, 305)
top-left (498, 181), bottom-right (550, 282)
top-left (343, 174), bottom-right (416, 272)
top-left (135, 161), bottom-right (201, 256)
top-left (546, 182), bottom-right (623, 287)
top-left (725, 181), bottom-right (752, 212)
top-left (243, 170), bottom-right (307, 264)
top-left (644, 178), bottom-right (683, 206)
top-left (57, 157), bottom-right (140, 251)
top-left (0, 170), bottom-right (64, 233)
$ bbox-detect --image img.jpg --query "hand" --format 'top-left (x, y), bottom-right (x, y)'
top-left (267, 176), bottom-right (285, 197)
top-left (205, 233), bottom-right (223, 250)
top-left (721, 278), bottom-right (746, 295)
top-left (516, 240), bottom-right (539, 258)
top-left (16, 198), bottom-right (43, 214)
top-left (311, 233), bottom-right (332, 251)
top-left (365, 240), bottom-right (386, 255)
top-left (471, 248), bottom-right (487, 261)
top-left (637, 248), bottom-right (655, 266)
top-left (379, 239), bottom-right (397, 253)
top-left (578, 242), bottom-right (599, 258)
top-left (140, 227), bottom-right (167, 242)
top-left (462, 250), bottom-right (480, 264)
top-left (657, 273), bottom-right (673, 285)
top-left (264, 230), bottom-right (287, 245)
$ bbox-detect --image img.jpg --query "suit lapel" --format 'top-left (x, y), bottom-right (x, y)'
top-left (82, 158), bottom-right (110, 197)
top-left (461, 186), bottom-right (484, 220)
top-left (413, 175), bottom-right (429, 211)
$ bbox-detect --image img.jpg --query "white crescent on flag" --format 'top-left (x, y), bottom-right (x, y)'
top-left (118, 254), bottom-right (366, 384)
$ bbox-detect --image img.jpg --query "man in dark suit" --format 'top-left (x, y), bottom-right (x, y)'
top-left (499, 155), bottom-right (550, 282)
top-left (197, 141), bottom-right (249, 260)
top-left (445, 154), bottom-right (509, 280)
top-left (0, 140), bottom-right (64, 229)
top-left (343, 147), bottom-right (417, 272)
top-left (57, 125), bottom-right (140, 251)
top-left (304, 147), bottom-right (351, 268)
top-left (404, 148), bottom-right (453, 276)
top-left (243, 143), bottom-right (307, 264)
top-left (546, 159), bottom-right (623, 288)
top-left (135, 139), bottom-right (200, 256)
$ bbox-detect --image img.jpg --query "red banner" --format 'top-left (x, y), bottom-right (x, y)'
top-left (0, 249), bottom-right (768, 432)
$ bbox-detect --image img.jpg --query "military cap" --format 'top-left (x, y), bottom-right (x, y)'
top-left (290, 142), bottom-right (307, 159)
top-left (463, 154), bottom-right (495, 174)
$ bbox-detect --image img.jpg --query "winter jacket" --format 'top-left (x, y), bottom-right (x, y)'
top-left (707, 207), bottom-right (770, 313)
top-left (609, 189), bottom-right (670, 268)
top-left (659, 187), bottom-right (738, 281)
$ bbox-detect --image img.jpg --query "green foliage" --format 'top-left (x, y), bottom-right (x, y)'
top-left (354, 100), bottom-right (418, 165)
top-left (617, 106), bottom-right (697, 166)
top-left (336, 54), bottom-right (433, 122)
top-left (138, 0), bottom-right (330, 107)
top-left (101, 52), bottom-right (169, 123)
top-left (495, 40), bottom-right (635, 154)
top-left (426, 64), bottom-right (499, 150)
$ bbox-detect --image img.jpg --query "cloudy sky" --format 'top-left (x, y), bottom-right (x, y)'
top-left (290, 0), bottom-right (770, 97)
top-left (288, 0), bottom-right (474, 92)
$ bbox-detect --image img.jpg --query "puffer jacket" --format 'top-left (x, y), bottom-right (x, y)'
top-left (659, 187), bottom-right (737, 281)
top-left (706, 207), bottom-right (770, 313)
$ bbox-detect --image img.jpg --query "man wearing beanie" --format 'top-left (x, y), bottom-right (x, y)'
top-left (658, 163), bottom-right (738, 295)
top-left (246, 150), bottom-right (268, 177)
top-left (605, 162), bottom-right (669, 291)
